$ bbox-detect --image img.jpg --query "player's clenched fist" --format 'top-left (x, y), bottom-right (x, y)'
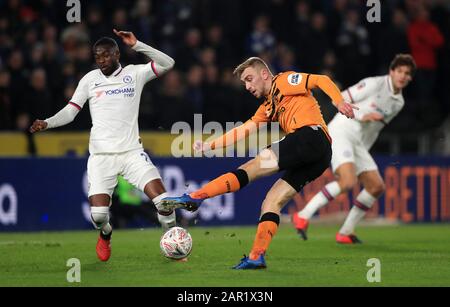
top-left (29, 119), bottom-right (48, 133)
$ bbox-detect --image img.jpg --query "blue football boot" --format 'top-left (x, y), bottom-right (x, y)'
top-left (160, 193), bottom-right (203, 212)
top-left (232, 254), bottom-right (267, 270)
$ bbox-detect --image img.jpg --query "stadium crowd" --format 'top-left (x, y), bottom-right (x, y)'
top-left (0, 0), bottom-right (449, 153)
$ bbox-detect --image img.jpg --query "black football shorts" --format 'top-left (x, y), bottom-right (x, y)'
top-left (269, 125), bottom-right (332, 192)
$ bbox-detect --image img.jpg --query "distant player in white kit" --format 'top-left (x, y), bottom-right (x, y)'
top-left (30, 29), bottom-right (175, 261)
top-left (292, 54), bottom-right (416, 244)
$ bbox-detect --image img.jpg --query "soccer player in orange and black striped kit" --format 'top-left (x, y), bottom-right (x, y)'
top-left (161, 57), bottom-right (357, 269)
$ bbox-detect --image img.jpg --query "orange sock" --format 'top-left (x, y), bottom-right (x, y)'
top-left (249, 213), bottom-right (280, 260)
top-left (190, 170), bottom-right (247, 199)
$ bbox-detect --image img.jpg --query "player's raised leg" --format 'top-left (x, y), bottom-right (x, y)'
top-left (337, 170), bottom-right (385, 244)
top-left (123, 149), bottom-right (176, 231)
top-left (233, 179), bottom-right (297, 269)
top-left (293, 162), bottom-right (357, 240)
top-left (90, 194), bottom-right (113, 262)
top-left (161, 148), bottom-right (280, 211)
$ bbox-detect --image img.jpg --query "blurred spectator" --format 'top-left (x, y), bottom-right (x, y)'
top-left (299, 11), bottom-right (329, 72)
top-left (273, 43), bottom-right (298, 73)
top-left (205, 24), bottom-right (234, 69)
top-left (0, 69), bottom-right (13, 130)
top-left (184, 65), bottom-right (204, 114)
top-left (6, 49), bottom-right (27, 122)
top-left (155, 0), bottom-right (197, 56)
top-left (22, 68), bottom-right (53, 121)
top-left (199, 47), bottom-right (216, 67)
top-left (408, 6), bottom-right (444, 75)
top-left (112, 7), bottom-right (132, 31)
top-left (220, 68), bottom-right (261, 123)
top-left (29, 43), bottom-right (45, 69)
top-left (176, 28), bottom-right (202, 72)
top-left (61, 24), bottom-right (89, 61)
top-left (22, 28), bottom-right (39, 52)
top-left (377, 9), bottom-right (410, 73)
top-left (292, 0), bottom-right (311, 70)
top-left (264, 0), bottom-right (294, 44)
top-left (430, 0), bottom-right (450, 117)
top-left (42, 23), bottom-right (58, 44)
top-left (203, 64), bottom-right (227, 124)
top-left (0, 15), bottom-right (13, 59)
top-left (407, 6), bottom-right (445, 127)
top-left (86, 5), bottom-right (110, 43)
top-left (327, 0), bottom-right (348, 49)
top-left (74, 43), bottom-right (93, 76)
top-left (155, 70), bottom-right (192, 128)
top-left (131, 0), bottom-right (153, 43)
top-left (336, 7), bottom-right (371, 86)
top-left (246, 15), bottom-right (276, 56)
top-left (43, 39), bottom-right (64, 99)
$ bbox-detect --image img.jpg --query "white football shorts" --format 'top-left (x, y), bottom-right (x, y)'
top-left (87, 148), bottom-right (161, 197)
top-left (329, 129), bottom-right (378, 176)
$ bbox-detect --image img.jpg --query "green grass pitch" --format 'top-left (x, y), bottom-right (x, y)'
top-left (1, 224), bottom-right (449, 286)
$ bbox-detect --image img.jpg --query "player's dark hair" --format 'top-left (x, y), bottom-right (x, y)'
top-left (389, 54), bottom-right (416, 75)
top-left (93, 37), bottom-right (119, 51)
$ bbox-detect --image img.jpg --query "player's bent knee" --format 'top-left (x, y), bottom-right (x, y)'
top-left (90, 206), bottom-right (110, 229)
top-left (367, 181), bottom-right (385, 197)
top-left (338, 177), bottom-right (357, 191)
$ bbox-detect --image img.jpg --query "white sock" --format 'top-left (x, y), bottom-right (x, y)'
top-left (102, 223), bottom-right (112, 236)
top-left (153, 192), bottom-right (176, 230)
top-left (299, 181), bottom-right (341, 219)
top-left (158, 211), bottom-right (176, 231)
top-left (91, 206), bottom-right (112, 235)
top-left (339, 189), bottom-right (377, 235)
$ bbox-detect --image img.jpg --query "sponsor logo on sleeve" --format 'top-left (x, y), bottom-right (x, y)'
top-left (287, 73), bottom-right (302, 85)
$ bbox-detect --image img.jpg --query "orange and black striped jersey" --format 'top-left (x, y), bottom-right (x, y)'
top-left (209, 71), bottom-right (344, 150)
top-left (251, 71), bottom-right (344, 141)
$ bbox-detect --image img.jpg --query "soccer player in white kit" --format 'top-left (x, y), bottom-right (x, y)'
top-left (292, 54), bottom-right (416, 244)
top-left (30, 30), bottom-right (175, 261)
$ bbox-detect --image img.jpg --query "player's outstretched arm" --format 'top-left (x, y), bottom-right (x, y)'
top-left (29, 119), bottom-right (48, 133)
top-left (29, 104), bottom-right (80, 133)
top-left (340, 77), bottom-right (385, 122)
top-left (114, 29), bottom-right (175, 75)
top-left (193, 120), bottom-right (263, 153)
top-left (308, 74), bottom-right (358, 119)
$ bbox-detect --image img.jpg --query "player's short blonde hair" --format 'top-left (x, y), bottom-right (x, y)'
top-left (233, 57), bottom-right (272, 77)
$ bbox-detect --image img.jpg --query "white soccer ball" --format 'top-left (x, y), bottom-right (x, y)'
top-left (160, 227), bottom-right (193, 260)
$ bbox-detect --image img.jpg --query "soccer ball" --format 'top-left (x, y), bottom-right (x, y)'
top-left (160, 227), bottom-right (193, 260)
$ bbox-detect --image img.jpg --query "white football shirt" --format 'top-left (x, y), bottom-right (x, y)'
top-left (69, 62), bottom-right (158, 154)
top-left (329, 75), bottom-right (405, 149)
